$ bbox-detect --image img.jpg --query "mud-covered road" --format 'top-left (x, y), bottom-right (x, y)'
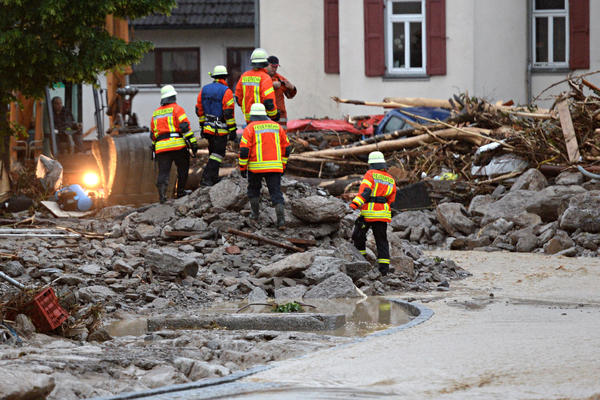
top-left (239, 251), bottom-right (600, 400)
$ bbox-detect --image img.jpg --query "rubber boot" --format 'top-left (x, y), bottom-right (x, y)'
top-left (275, 203), bottom-right (285, 230)
top-left (378, 263), bottom-right (393, 276)
top-left (158, 184), bottom-right (168, 204)
top-left (199, 166), bottom-right (212, 186)
top-left (249, 197), bottom-right (260, 220)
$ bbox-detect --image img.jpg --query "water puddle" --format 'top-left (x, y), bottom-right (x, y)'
top-left (105, 297), bottom-right (413, 338)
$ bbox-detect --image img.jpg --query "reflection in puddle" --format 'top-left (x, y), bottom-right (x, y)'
top-left (105, 297), bottom-right (412, 338)
top-left (237, 297), bottom-right (412, 337)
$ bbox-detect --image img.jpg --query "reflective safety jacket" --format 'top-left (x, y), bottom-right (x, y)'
top-left (270, 72), bottom-right (297, 123)
top-left (350, 169), bottom-right (397, 223)
top-left (150, 102), bottom-right (195, 154)
top-left (196, 79), bottom-right (236, 136)
top-left (239, 120), bottom-right (289, 173)
top-left (235, 68), bottom-right (277, 122)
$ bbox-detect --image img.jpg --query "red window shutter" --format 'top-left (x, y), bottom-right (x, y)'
top-left (324, 0), bottom-right (340, 74)
top-left (426, 0), bottom-right (446, 75)
top-left (364, 0), bottom-right (385, 76)
top-left (569, 0), bottom-right (589, 70)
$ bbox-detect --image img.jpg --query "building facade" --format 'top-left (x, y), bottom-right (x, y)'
top-left (259, 0), bottom-right (598, 119)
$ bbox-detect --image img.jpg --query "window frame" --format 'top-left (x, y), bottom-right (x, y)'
top-left (385, 0), bottom-right (427, 75)
top-left (131, 47), bottom-right (201, 87)
top-left (532, 0), bottom-right (569, 68)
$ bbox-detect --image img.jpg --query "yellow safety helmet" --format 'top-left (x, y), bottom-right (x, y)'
top-left (250, 48), bottom-right (269, 64)
top-left (249, 103), bottom-right (267, 116)
top-left (160, 84), bottom-right (177, 99)
top-left (209, 65), bottom-right (228, 77)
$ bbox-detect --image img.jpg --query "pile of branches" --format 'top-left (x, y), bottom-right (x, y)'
top-left (287, 73), bottom-right (600, 194)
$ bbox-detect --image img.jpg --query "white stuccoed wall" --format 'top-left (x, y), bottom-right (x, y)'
top-left (260, 0), bottom-right (600, 118)
top-left (259, 0), bottom-right (341, 120)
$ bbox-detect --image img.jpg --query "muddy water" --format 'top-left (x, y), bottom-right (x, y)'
top-left (104, 297), bottom-right (412, 338)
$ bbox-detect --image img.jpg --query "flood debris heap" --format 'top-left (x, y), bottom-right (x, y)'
top-left (295, 76), bottom-right (600, 257)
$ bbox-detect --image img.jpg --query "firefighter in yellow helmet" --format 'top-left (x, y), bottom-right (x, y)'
top-left (349, 151), bottom-right (397, 276)
top-left (150, 85), bottom-right (198, 203)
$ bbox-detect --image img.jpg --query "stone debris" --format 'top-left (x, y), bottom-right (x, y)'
top-left (0, 175), bottom-right (469, 399)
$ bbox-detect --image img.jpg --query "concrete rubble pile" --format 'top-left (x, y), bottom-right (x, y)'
top-left (0, 175), bottom-right (469, 399)
top-left (392, 168), bottom-right (600, 257)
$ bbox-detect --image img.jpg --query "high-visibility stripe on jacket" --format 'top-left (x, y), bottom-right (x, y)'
top-left (196, 79), bottom-right (236, 136)
top-left (270, 72), bottom-right (297, 123)
top-left (239, 120), bottom-right (289, 173)
top-left (150, 103), bottom-right (195, 154)
top-left (235, 68), bottom-right (277, 122)
top-left (350, 169), bottom-right (397, 223)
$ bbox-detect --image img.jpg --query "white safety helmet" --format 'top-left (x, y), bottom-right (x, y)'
top-left (209, 65), bottom-right (228, 77)
top-left (249, 103), bottom-right (267, 116)
top-left (250, 48), bottom-right (269, 64)
top-left (368, 151), bottom-right (387, 168)
top-left (160, 84), bottom-right (177, 99)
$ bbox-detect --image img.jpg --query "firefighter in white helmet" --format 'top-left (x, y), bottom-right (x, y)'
top-left (150, 85), bottom-right (198, 203)
top-left (349, 151), bottom-right (397, 276)
top-left (196, 65), bottom-right (237, 186)
top-left (239, 103), bottom-right (290, 229)
top-left (235, 48), bottom-right (279, 123)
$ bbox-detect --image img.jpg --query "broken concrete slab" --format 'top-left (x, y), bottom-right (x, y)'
top-left (147, 312), bottom-right (345, 332)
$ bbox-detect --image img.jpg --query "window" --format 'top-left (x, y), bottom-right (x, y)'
top-left (532, 0), bottom-right (568, 67)
top-left (364, 0), bottom-right (445, 77)
top-left (227, 48), bottom-right (254, 90)
top-left (386, 0), bottom-right (426, 74)
top-left (130, 48), bottom-right (200, 85)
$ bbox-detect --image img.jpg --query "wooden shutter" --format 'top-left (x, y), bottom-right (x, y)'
top-left (426, 0), bottom-right (446, 75)
top-left (364, 0), bottom-right (385, 76)
top-left (569, 0), bottom-right (589, 70)
top-left (324, 0), bottom-right (340, 73)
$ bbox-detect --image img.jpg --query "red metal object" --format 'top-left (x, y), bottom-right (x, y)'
top-left (24, 288), bottom-right (69, 332)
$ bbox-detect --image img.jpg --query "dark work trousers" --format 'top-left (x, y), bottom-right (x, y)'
top-left (247, 171), bottom-right (284, 205)
top-left (156, 148), bottom-right (190, 196)
top-left (201, 134), bottom-right (228, 185)
top-left (352, 217), bottom-right (390, 263)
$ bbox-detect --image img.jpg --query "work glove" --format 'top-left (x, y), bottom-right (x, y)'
top-left (228, 130), bottom-right (237, 142)
top-left (190, 142), bottom-right (199, 157)
top-left (240, 169), bottom-right (247, 178)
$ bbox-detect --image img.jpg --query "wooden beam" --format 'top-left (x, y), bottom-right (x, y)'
top-left (557, 100), bottom-right (581, 163)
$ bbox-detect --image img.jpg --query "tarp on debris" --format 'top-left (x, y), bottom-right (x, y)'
top-left (287, 115), bottom-right (384, 136)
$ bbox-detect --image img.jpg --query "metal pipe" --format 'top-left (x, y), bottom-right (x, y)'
top-left (45, 87), bottom-right (58, 156)
top-left (254, 0), bottom-right (260, 47)
top-left (526, 0), bottom-right (533, 103)
top-left (0, 271), bottom-right (24, 290)
top-left (577, 165), bottom-right (600, 180)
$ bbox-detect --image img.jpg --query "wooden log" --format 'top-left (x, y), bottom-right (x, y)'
top-left (295, 128), bottom-right (486, 158)
top-left (332, 96), bottom-right (411, 109)
top-left (557, 100), bottom-right (581, 163)
top-left (226, 228), bottom-right (304, 252)
top-left (383, 97), bottom-right (452, 109)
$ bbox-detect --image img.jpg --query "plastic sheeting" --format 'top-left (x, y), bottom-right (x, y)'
top-left (287, 115), bottom-right (384, 136)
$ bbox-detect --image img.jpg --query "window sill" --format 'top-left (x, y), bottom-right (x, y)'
top-left (382, 73), bottom-right (430, 81)
top-left (531, 67), bottom-right (571, 74)
top-left (134, 84), bottom-right (201, 91)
